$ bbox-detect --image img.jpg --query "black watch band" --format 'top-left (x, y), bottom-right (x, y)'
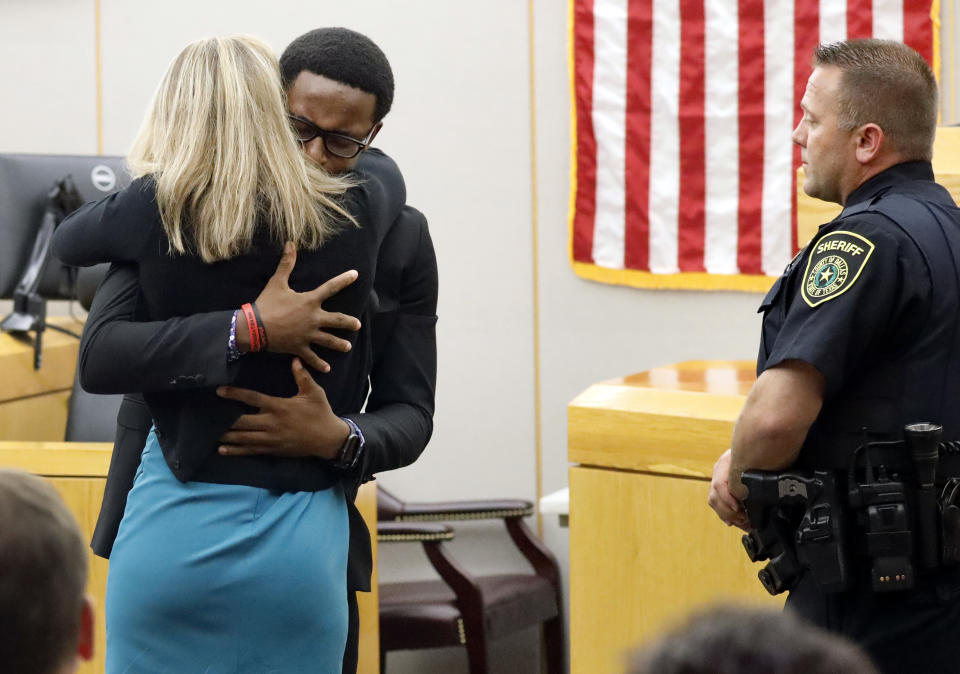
top-left (331, 417), bottom-right (364, 471)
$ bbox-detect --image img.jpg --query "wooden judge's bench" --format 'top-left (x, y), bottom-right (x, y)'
top-left (0, 320), bottom-right (380, 674)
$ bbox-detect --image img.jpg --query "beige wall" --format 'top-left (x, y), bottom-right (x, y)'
top-left (0, 0), bottom-right (97, 154)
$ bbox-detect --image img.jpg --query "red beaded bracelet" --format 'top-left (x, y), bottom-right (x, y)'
top-left (240, 302), bottom-right (262, 353)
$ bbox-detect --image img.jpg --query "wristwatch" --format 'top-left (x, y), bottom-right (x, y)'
top-left (331, 417), bottom-right (364, 471)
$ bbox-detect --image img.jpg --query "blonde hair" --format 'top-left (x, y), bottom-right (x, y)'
top-left (128, 35), bottom-right (354, 262)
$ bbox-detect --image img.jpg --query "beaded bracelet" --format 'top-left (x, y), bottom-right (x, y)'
top-left (227, 310), bottom-right (242, 362)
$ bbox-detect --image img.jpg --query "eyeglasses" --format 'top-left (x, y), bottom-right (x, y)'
top-left (287, 114), bottom-right (377, 159)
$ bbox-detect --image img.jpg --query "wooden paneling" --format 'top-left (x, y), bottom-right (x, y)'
top-left (0, 442), bottom-right (113, 475)
top-left (0, 391), bottom-right (72, 441)
top-left (50, 476), bottom-right (110, 674)
top-left (569, 466), bottom-right (782, 674)
top-left (0, 317), bottom-right (82, 441)
top-left (0, 318), bottom-right (82, 402)
top-left (356, 481), bottom-right (380, 674)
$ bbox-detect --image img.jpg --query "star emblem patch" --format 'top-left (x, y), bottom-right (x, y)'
top-left (801, 230), bottom-right (875, 307)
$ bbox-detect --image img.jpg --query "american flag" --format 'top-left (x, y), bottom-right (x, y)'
top-left (570, 0), bottom-right (936, 291)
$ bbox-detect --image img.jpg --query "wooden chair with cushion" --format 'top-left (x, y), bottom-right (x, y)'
top-left (377, 487), bottom-right (565, 673)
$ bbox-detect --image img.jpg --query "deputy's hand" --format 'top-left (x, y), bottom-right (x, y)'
top-left (708, 449), bottom-right (749, 531)
top-left (240, 241), bottom-right (361, 373)
top-left (216, 358), bottom-right (350, 460)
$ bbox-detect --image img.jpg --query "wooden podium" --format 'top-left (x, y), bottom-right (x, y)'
top-left (567, 361), bottom-right (782, 674)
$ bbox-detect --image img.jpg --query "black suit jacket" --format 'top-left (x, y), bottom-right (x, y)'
top-left (67, 151), bottom-right (437, 595)
top-left (56, 166), bottom-right (395, 491)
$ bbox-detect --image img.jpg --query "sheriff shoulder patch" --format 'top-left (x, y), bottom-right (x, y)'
top-left (801, 230), bottom-right (875, 308)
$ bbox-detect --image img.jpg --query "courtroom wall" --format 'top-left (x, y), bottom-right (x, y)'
top-left (3, 1), bottom-right (958, 671)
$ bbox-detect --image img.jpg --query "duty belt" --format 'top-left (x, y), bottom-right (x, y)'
top-left (740, 422), bottom-right (960, 595)
top-left (810, 440), bottom-right (960, 482)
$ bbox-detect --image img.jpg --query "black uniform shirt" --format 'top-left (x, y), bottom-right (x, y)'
top-left (758, 161), bottom-right (934, 399)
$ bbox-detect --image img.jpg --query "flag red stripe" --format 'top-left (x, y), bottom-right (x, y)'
top-left (792, 0), bottom-right (820, 254)
top-left (737, 0), bottom-right (765, 274)
top-left (903, 0), bottom-right (934, 65)
top-left (847, 0), bottom-right (873, 39)
top-left (677, 0), bottom-right (707, 272)
top-left (623, 0), bottom-right (653, 270)
top-left (572, 1), bottom-right (936, 281)
top-left (572, 0), bottom-right (597, 264)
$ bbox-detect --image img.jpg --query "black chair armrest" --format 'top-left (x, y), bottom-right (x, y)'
top-left (377, 521), bottom-right (484, 621)
top-left (377, 521), bottom-right (455, 544)
top-left (396, 499), bottom-right (534, 522)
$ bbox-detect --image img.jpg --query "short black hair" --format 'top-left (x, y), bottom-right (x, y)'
top-left (280, 28), bottom-right (394, 123)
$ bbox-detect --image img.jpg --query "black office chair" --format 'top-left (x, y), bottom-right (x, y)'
top-left (64, 264), bottom-right (122, 442)
top-left (377, 487), bottom-right (565, 673)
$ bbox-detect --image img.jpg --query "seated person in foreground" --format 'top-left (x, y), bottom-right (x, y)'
top-left (629, 605), bottom-right (877, 674)
top-left (0, 468), bottom-right (93, 674)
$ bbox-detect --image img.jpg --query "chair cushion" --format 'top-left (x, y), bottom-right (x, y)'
top-left (477, 574), bottom-right (559, 639)
top-left (379, 573), bottom-right (559, 652)
top-left (379, 580), bottom-right (462, 651)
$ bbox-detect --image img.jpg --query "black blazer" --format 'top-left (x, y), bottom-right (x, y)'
top-left (67, 151), bottom-right (437, 594)
top-left (54, 151), bottom-right (404, 488)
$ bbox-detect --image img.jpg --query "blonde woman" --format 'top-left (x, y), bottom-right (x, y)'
top-left (54, 36), bottom-right (404, 673)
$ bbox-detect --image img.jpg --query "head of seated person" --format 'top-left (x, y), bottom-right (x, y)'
top-left (629, 605), bottom-right (877, 674)
top-left (0, 469), bottom-right (93, 674)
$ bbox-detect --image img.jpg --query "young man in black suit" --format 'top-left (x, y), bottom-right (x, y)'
top-left (79, 28), bottom-right (436, 673)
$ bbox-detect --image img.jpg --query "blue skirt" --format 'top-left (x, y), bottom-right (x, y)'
top-left (106, 430), bottom-right (349, 673)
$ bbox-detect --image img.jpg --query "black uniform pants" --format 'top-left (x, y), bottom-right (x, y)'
top-left (787, 566), bottom-right (960, 674)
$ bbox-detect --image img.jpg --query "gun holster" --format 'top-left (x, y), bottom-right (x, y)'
top-left (741, 470), bottom-right (849, 596)
top-left (940, 478), bottom-right (960, 565)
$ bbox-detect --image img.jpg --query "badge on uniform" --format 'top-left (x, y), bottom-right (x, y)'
top-left (801, 230), bottom-right (875, 307)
